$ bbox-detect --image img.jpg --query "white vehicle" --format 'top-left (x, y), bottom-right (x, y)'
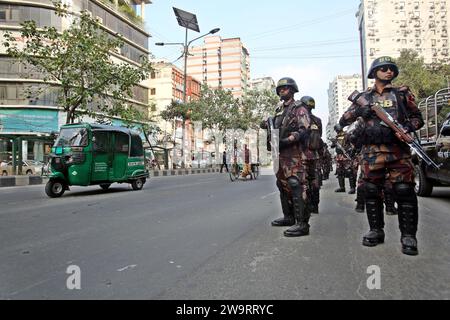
top-left (1, 160), bottom-right (43, 176)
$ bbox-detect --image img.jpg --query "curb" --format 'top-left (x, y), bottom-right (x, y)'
top-left (0, 168), bottom-right (221, 188)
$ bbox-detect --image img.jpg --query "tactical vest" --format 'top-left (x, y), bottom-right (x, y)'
top-left (363, 89), bottom-right (403, 145)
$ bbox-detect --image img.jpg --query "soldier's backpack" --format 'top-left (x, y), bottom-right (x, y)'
top-left (307, 114), bottom-right (322, 151)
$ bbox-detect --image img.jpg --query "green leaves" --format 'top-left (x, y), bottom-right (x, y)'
top-left (394, 49), bottom-right (449, 101)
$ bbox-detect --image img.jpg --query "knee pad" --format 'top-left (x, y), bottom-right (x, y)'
top-left (287, 177), bottom-right (300, 190)
top-left (393, 183), bottom-right (414, 196)
top-left (364, 182), bottom-right (380, 200)
top-left (393, 183), bottom-right (417, 204)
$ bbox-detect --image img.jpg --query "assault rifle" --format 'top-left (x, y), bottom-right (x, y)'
top-left (348, 90), bottom-right (442, 170)
top-left (333, 139), bottom-right (352, 161)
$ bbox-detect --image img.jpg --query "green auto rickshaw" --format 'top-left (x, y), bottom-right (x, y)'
top-left (45, 123), bottom-right (149, 198)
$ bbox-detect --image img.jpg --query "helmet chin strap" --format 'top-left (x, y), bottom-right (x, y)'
top-left (280, 92), bottom-right (293, 102)
top-left (375, 76), bottom-right (392, 85)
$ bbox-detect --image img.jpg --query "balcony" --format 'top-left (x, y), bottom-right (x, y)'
top-left (98, 0), bottom-right (145, 27)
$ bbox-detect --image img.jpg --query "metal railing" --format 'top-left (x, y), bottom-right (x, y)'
top-left (418, 87), bottom-right (450, 142)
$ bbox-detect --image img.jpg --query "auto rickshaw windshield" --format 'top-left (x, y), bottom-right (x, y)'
top-left (54, 128), bottom-right (88, 147)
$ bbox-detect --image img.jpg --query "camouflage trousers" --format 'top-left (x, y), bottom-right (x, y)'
top-left (335, 159), bottom-right (352, 177)
top-left (360, 147), bottom-right (415, 194)
top-left (276, 156), bottom-right (310, 201)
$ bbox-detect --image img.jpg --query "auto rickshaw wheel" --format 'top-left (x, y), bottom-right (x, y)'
top-left (100, 183), bottom-right (111, 190)
top-left (131, 178), bottom-right (145, 190)
top-left (45, 179), bottom-right (66, 198)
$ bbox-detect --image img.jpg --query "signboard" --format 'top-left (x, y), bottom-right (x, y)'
top-left (0, 108), bottom-right (59, 133)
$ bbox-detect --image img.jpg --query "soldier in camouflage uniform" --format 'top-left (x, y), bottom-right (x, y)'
top-left (299, 96), bottom-right (322, 214)
top-left (261, 78), bottom-right (314, 237)
top-left (331, 131), bottom-right (354, 193)
top-left (322, 144), bottom-right (332, 180)
top-left (351, 118), bottom-right (397, 216)
top-left (335, 56), bottom-right (424, 255)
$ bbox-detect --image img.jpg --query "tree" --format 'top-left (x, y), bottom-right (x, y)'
top-left (3, 0), bottom-right (153, 124)
top-left (240, 88), bottom-right (279, 130)
top-left (187, 85), bottom-right (241, 165)
top-left (239, 88), bottom-right (279, 163)
top-left (394, 49), bottom-right (449, 101)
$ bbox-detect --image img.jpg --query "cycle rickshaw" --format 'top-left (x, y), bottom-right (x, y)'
top-left (229, 162), bottom-right (260, 181)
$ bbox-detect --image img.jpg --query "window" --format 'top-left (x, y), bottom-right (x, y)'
top-left (93, 131), bottom-right (109, 152)
top-left (114, 132), bottom-right (129, 154)
top-left (130, 134), bottom-right (143, 157)
top-left (0, 86), bottom-right (6, 100)
top-left (150, 88), bottom-right (156, 95)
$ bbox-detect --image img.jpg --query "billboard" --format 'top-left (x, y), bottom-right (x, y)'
top-left (0, 108), bottom-right (59, 133)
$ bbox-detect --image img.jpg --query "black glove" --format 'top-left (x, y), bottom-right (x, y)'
top-left (279, 137), bottom-right (292, 149)
top-left (357, 106), bottom-right (372, 119)
top-left (334, 123), bottom-right (343, 132)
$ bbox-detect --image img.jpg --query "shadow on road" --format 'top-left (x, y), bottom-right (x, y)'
top-left (61, 187), bottom-right (133, 198)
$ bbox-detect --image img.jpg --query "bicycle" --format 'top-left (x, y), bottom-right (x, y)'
top-left (229, 163), bottom-right (259, 181)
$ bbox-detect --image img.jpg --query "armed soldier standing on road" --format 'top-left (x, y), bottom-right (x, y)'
top-left (261, 78), bottom-right (314, 237)
top-left (299, 96), bottom-right (323, 214)
top-left (335, 56), bottom-right (424, 255)
top-left (322, 144), bottom-right (332, 180)
top-left (331, 131), bottom-right (355, 193)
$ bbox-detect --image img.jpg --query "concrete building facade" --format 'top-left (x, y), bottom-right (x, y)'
top-left (357, 0), bottom-right (450, 87)
top-left (249, 76), bottom-right (276, 91)
top-left (186, 35), bottom-right (250, 98)
top-left (327, 74), bottom-right (363, 140)
top-left (0, 0), bottom-right (151, 167)
top-left (146, 59), bottom-right (202, 168)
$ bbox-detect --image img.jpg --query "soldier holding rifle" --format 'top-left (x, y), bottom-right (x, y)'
top-left (334, 56), bottom-right (424, 256)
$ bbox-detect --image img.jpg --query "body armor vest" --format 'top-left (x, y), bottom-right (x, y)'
top-left (363, 89), bottom-right (402, 145)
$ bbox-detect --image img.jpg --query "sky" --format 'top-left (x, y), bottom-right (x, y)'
top-left (144, 0), bottom-right (363, 131)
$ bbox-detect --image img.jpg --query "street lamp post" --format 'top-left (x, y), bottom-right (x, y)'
top-left (156, 27), bottom-right (220, 168)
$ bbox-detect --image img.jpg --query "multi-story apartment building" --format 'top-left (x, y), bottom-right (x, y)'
top-left (146, 59), bottom-right (202, 168)
top-left (357, 0), bottom-right (450, 87)
top-left (186, 35), bottom-right (250, 98)
top-left (249, 76), bottom-right (276, 91)
top-left (326, 74), bottom-right (363, 140)
top-left (0, 0), bottom-right (151, 165)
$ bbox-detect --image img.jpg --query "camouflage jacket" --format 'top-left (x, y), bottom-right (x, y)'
top-left (338, 84), bottom-right (424, 152)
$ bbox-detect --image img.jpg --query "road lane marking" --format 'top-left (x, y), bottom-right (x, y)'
top-left (117, 264), bottom-right (137, 272)
top-left (261, 192), bottom-right (277, 199)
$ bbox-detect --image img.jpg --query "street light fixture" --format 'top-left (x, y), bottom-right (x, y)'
top-left (155, 8), bottom-right (220, 168)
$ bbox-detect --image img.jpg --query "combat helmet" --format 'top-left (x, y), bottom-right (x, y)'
top-left (276, 77), bottom-right (299, 96)
top-left (367, 56), bottom-right (399, 79)
top-left (300, 96), bottom-right (315, 109)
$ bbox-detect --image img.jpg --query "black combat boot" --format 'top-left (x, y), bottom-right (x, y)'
top-left (398, 203), bottom-right (419, 256)
top-left (355, 186), bottom-right (365, 213)
top-left (362, 199), bottom-right (385, 247)
top-left (384, 189), bottom-right (397, 216)
top-left (310, 186), bottom-right (320, 214)
top-left (284, 184), bottom-right (310, 237)
top-left (348, 176), bottom-right (356, 194)
top-left (271, 193), bottom-right (295, 227)
top-left (334, 176), bottom-right (346, 192)
top-left (394, 183), bottom-right (419, 255)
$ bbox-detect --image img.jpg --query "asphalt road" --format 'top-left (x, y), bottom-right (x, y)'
top-left (0, 169), bottom-right (449, 300)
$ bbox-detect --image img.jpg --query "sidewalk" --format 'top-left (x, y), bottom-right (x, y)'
top-left (0, 168), bottom-right (222, 188)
